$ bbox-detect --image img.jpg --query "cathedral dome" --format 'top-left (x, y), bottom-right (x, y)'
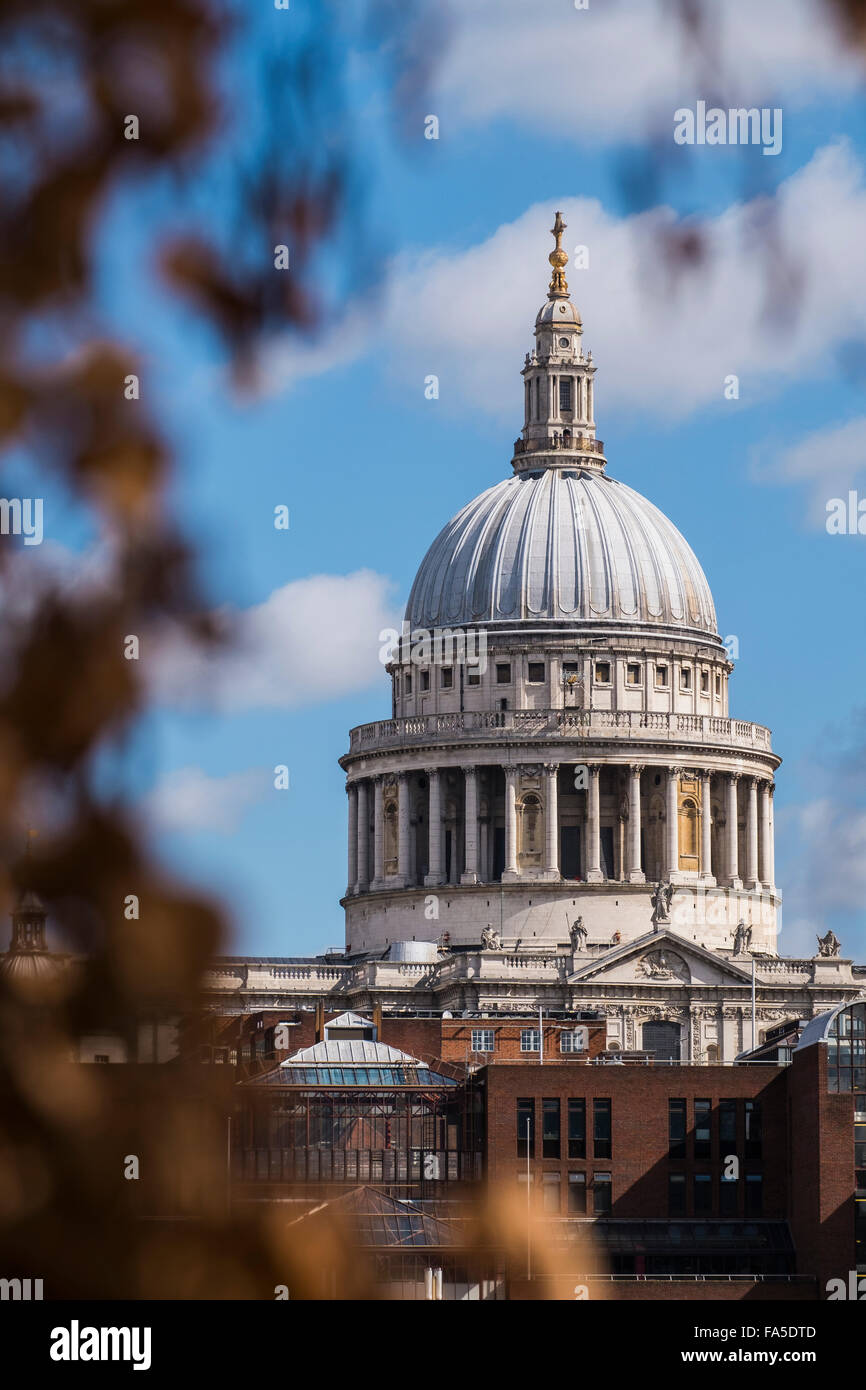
top-left (405, 466), bottom-right (719, 640)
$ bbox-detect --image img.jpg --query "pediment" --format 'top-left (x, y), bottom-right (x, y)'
top-left (567, 931), bottom-right (755, 988)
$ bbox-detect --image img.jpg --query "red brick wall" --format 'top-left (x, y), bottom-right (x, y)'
top-left (788, 1043), bottom-right (855, 1293)
top-left (483, 1062), bottom-right (789, 1221)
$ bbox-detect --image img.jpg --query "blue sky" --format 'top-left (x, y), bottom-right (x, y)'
top-left (23, 0), bottom-right (866, 962)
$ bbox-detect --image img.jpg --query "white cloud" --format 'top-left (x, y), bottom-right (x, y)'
top-left (261, 142), bottom-right (866, 423)
top-left (143, 766), bottom-right (265, 834)
top-left (150, 568), bottom-right (400, 712)
top-left (379, 141), bottom-right (866, 422)
top-left (755, 416), bottom-right (866, 527)
top-left (435, 0), bottom-right (863, 141)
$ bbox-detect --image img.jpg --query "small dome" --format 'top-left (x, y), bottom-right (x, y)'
top-left (406, 467), bottom-right (719, 640)
top-left (536, 298), bottom-right (582, 328)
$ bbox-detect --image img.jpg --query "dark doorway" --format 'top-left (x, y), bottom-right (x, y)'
top-left (642, 1020), bottom-right (681, 1061)
top-left (561, 825), bottom-right (581, 879)
top-left (600, 826), bottom-right (614, 880)
top-left (493, 826), bottom-right (505, 881)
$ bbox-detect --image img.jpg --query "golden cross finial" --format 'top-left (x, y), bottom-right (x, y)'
top-left (548, 210), bottom-right (569, 296)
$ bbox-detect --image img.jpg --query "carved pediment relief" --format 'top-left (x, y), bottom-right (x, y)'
top-left (636, 949), bottom-right (690, 983)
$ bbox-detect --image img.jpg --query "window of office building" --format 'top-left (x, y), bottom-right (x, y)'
top-left (594, 1099), bottom-right (612, 1159)
top-left (694, 1173), bottom-right (712, 1215)
top-left (517, 1099), bottom-right (535, 1158)
top-left (521, 1029), bottom-right (540, 1053)
top-left (568, 1172), bottom-right (587, 1214)
top-left (720, 1174), bottom-right (739, 1216)
top-left (568, 1099), bottom-right (586, 1159)
top-left (471, 1029), bottom-right (494, 1053)
top-left (593, 1173), bottom-right (612, 1215)
top-left (542, 1099), bottom-right (561, 1159)
top-left (669, 1099), bottom-right (687, 1159)
top-left (745, 1173), bottom-right (763, 1216)
top-left (745, 1100), bottom-right (762, 1160)
top-left (694, 1099), bottom-right (712, 1161)
top-left (668, 1173), bottom-right (686, 1217)
top-left (542, 1172), bottom-right (560, 1213)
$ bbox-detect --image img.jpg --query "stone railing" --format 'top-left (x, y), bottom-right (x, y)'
top-left (513, 434), bottom-right (605, 456)
top-left (348, 710), bottom-right (773, 756)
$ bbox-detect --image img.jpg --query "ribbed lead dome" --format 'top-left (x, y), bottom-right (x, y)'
top-left (406, 467), bottom-right (718, 639)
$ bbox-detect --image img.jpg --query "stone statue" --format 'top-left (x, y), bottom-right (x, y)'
top-left (816, 929), bottom-right (841, 958)
top-left (732, 920), bottom-right (752, 955)
top-left (650, 881), bottom-right (674, 929)
top-left (480, 924), bottom-right (502, 951)
top-left (569, 915), bottom-right (588, 953)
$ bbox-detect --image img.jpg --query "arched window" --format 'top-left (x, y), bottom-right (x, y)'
top-left (384, 800), bottom-right (398, 875)
top-left (642, 1020), bottom-right (681, 1061)
top-left (679, 797), bottom-right (699, 869)
top-left (518, 793), bottom-right (544, 872)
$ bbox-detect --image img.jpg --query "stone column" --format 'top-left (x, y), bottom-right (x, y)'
top-left (424, 768), bottom-right (444, 887)
top-left (586, 764), bottom-right (603, 883)
top-left (628, 765), bottom-right (645, 883)
top-left (745, 776), bottom-right (760, 890)
top-left (356, 780), bottom-right (369, 892)
top-left (543, 762), bottom-right (559, 879)
top-left (726, 774), bottom-right (742, 889)
top-left (700, 772), bottom-right (715, 884)
top-left (372, 776), bottom-right (385, 888)
top-left (665, 766), bottom-right (679, 879)
top-left (397, 772), bottom-right (411, 886)
top-left (763, 783), bottom-right (775, 892)
top-left (347, 783), bottom-right (358, 895)
top-left (462, 766), bottom-right (479, 884)
top-left (503, 768), bottom-right (519, 879)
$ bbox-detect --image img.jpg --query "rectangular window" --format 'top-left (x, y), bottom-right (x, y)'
top-left (719, 1098), bottom-right (737, 1152)
top-left (593, 1172), bottom-right (612, 1215)
top-left (517, 1099), bottom-right (535, 1158)
top-left (745, 1173), bottom-right (763, 1216)
top-left (563, 662), bottom-right (580, 684)
top-left (521, 1028), bottom-right (540, 1053)
top-left (559, 377), bottom-right (572, 411)
top-left (715, 674), bottom-right (722, 696)
top-left (440, 666), bottom-right (453, 689)
top-left (745, 1100), bottom-right (762, 1160)
top-left (655, 664), bottom-right (668, 687)
top-left (694, 1173), bottom-right (712, 1215)
top-left (626, 663), bottom-right (642, 685)
top-left (542, 1099), bottom-right (561, 1159)
top-left (668, 1173), bottom-right (686, 1216)
top-left (404, 673), bottom-right (412, 694)
top-left (560, 1030), bottom-right (588, 1053)
top-left (594, 661), bottom-right (611, 684)
top-left (680, 666), bottom-right (691, 689)
top-left (568, 1172), bottom-right (587, 1214)
top-left (694, 1099), bottom-right (712, 1161)
top-left (568, 1099), bottom-right (586, 1159)
top-left (471, 1028), bottom-right (494, 1053)
top-left (420, 669), bottom-right (430, 691)
top-left (669, 1099), bottom-right (687, 1160)
top-left (720, 1175), bottom-right (738, 1216)
top-left (527, 662), bottom-right (545, 683)
top-left (593, 1099), bottom-right (612, 1159)
top-left (542, 1172), bottom-right (561, 1212)
top-left (700, 670), bottom-right (710, 694)
top-left (466, 669), bottom-right (481, 686)
top-left (496, 663), bottom-right (512, 684)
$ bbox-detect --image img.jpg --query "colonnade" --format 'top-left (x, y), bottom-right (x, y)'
top-left (346, 764), bottom-right (775, 897)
